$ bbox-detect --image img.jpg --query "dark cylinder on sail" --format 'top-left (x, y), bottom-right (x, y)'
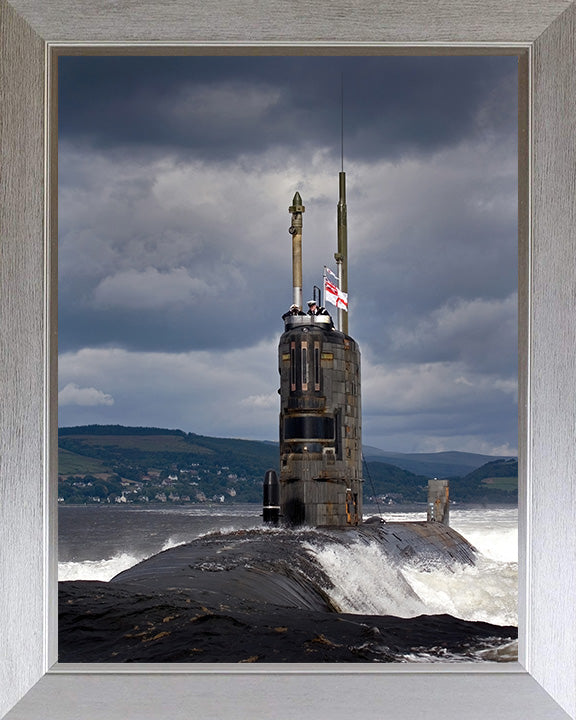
top-left (263, 469), bottom-right (280, 524)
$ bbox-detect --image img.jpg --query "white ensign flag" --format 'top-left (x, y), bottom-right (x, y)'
top-left (324, 277), bottom-right (348, 311)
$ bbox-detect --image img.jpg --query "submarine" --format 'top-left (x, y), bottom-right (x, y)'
top-left (264, 171), bottom-right (454, 534)
top-left (56, 171), bottom-right (519, 666)
top-left (77, 172), bottom-right (488, 665)
top-left (111, 172), bottom-right (477, 593)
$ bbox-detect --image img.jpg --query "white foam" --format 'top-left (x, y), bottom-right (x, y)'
top-left (304, 540), bottom-right (428, 617)
top-left (450, 507), bottom-right (518, 563)
top-left (456, 527), bottom-right (517, 563)
top-left (58, 533), bottom-right (203, 581)
top-left (58, 552), bottom-right (144, 581)
top-left (403, 556), bottom-right (518, 626)
top-left (306, 533), bottom-right (518, 626)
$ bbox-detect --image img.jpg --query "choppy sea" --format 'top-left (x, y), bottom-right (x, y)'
top-left (59, 503), bottom-right (518, 663)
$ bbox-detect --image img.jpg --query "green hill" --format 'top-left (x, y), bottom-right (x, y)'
top-left (462, 457), bottom-right (518, 484)
top-left (59, 425), bottom-right (278, 469)
top-left (57, 425), bottom-right (517, 506)
top-left (456, 458), bottom-right (518, 501)
top-left (58, 447), bottom-right (109, 475)
top-left (362, 457), bottom-right (518, 505)
top-left (362, 461), bottom-right (429, 503)
top-left (58, 425), bottom-right (279, 504)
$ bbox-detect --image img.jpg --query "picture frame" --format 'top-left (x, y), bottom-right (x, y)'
top-left (1, 1), bottom-right (575, 718)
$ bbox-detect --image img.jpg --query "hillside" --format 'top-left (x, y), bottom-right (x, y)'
top-left (58, 425), bottom-right (517, 506)
top-left (458, 458), bottom-right (518, 500)
top-left (58, 425), bottom-right (278, 504)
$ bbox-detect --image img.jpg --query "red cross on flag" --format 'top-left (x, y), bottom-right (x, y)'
top-left (324, 277), bottom-right (348, 311)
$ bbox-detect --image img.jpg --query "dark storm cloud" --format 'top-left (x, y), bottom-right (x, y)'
top-left (57, 139), bottom-right (295, 353)
top-left (58, 54), bottom-right (518, 452)
top-left (341, 120), bottom-right (518, 374)
top-left (59, 55), bottom-right (517, 164)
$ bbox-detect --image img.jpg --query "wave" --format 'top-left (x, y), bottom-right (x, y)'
top-left (449, 508), bottom-right (518, 563)
top-left (303, 539), bottom-right (428, 617)
top-left (452, 527), bottom-right (517, 563)
top-left (58, 536), bottom-right (188, 582)
top-left (59, 552), bottom-right (145, 582)
top-left (402, 556), bottom-right (518, 626)
top-left (305, 538), bottom-right (517, 626)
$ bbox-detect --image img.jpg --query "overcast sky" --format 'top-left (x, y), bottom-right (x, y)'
top-left (58, 54), bottom-right (518, 455)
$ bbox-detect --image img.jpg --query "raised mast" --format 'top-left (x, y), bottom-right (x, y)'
top-left (288, 192), bottom-right (305, 310)
top-left (335, 171), bottom-right (348, 334)
top-left (336, 75), bottom-right (349, 334)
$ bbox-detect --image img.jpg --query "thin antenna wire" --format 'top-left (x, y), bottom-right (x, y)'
top-left (340, 72), bottom-right (344, 172)
top-left (362, 453), bottom-right (384, 520)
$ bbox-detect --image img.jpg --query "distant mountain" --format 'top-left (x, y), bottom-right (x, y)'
top-left (362, 446), bottom-right (515, 478)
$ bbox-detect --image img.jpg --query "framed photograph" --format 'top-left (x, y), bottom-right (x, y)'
top-left (54, 50), bottom-right (520, 667)
top-left (1, 1), bottom-right (575, 719)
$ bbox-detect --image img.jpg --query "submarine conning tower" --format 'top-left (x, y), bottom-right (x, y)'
top-left (275, 185), bottom-right (362, 528)
top-left (278, 315), bottom-right (362, 527)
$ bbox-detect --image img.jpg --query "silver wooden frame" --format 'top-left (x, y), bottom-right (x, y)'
top-left (1, 2), bottom-right (575, 718)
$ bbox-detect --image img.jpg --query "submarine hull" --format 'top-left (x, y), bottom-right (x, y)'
top-left (109, 520), bottom-right (477, 607)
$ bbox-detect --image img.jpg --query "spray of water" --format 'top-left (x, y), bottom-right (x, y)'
top-left (450, 508), bottom-right (518, 563)
top-left (58, 524), bottom-right (281, 581)
top-left (304, 537), bottom-right (518, 626)
top-left (403, 557), bottom-right (518, 625)
top-left (58, 552), bottom-right (145, 582)
top-left (58, 537), bottom-right (189, 581)
top-left (303, 540), bottom-right (428, 617)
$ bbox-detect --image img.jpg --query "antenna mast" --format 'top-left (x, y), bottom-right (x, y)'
top-left (336, 74), bottom-right (348, 334)
top-left (289, 192), bottom-right (305, 310)
top-left (341, 72), bottom-right (344, 173)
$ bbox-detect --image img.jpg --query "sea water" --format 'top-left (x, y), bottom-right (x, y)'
top-left (58, 503), bottom-right (518, 661)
